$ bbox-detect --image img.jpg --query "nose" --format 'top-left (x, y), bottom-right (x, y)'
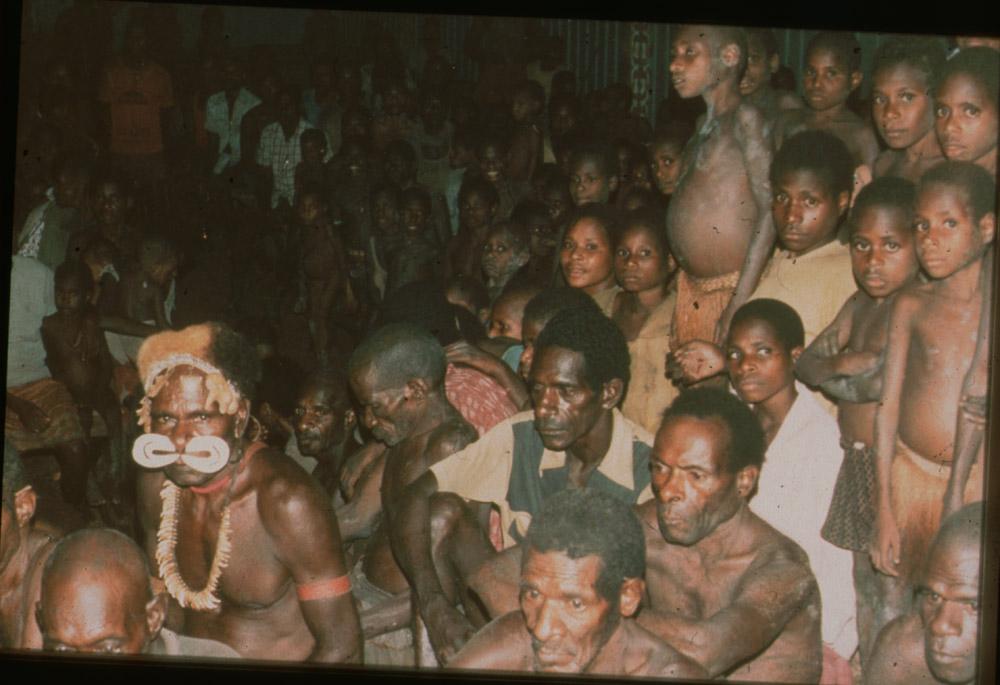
top-left (928, 600), bottom-right (963, 639)
top-left (168, 421), bottom-right (193, 453)
top-left (867, 247), bottom-right (885, 267)
top-left (669, 55), bottom-right (681, 73)
top-left (362, 406), bottom-right (378, 431)
top-left (535, 387), bottom-right (559, 418)
top-left (785, 199), bottom-right (803, 225)
top-left (942, 112), bottom-right (960, 135)
top-left (884, 99), bottom-right (899, 120)
top-left (531, 599), bottom-right (564, 642)
top-left (657, 467), bottom-right (683, 503)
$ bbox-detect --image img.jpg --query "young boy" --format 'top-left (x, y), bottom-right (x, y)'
top-left (934, 46), bottom-right (998, 175)
top-left (871, 37), bottom-right (947, 182)
top-left (475, 132), bottom-right (525, 220)
top-left (481, 221), bottom-right (531, 302)
top-left (445, 127), bottom-right (477, 236)
top-left (871, 162), bottom-right (994, 627)
top-left (294, 127), bottom-right (332, 200)
top-left (446, 176), bottom-right (499, 281)
top-left (385, 185), bottom-right (440, 294)
top-left (511, 199), bottom-right (558, 285)
top-left (567, 140), bottom-right (618, 206)
top-left (776, 31), bottom-right (880, 171)
top-left (649, 124), bottom-right (689, 203)
top-left (738, 28), bottom-right (803, 123)
top-left (507, 80), bottom-right (545, 183)
top-left (666, 24), bottom-right (776, 347)
top-left (795, 176), bottom-right (921, 663)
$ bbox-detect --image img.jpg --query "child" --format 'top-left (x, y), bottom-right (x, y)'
top-left (481, 221), bottom-right (531, 302)
top-left (445, 274), bottom-right (491, 328)
top-left (776, 31), bottom-right (880, 170)
top-left (475, 132), bottom-right (525, 220)
top-left (560, 204), bottom-right (621, 314)
top-left (611, 138), bottom-right (651, 207)
top-left (445, 127), bottom-right (477, 237)
top-left (517, 286), bottom-right (600, 381)
top-left (294, 127), bottom-right (332, 200)
top-left (871, 37), bottom-right (947, 182)
top-left (610, 207), bottom-right (680, 435)
top-left (738, 28), bottom-right (803, 123)
top-left (507, 80), bottom-right (545, 183)
top-left (545, 94), bottom-right (580, 165)
top-left (541, 168), bottom-right (573, 227)
top-left (385, 185), bottom-right (440, 294)
top-left (795, 176), bottom-right (921, 663)
top-left (567, 140), bottom-right (618, 206)
top-left (511, 199), bottom-right (558, 286)
top-left (410, 88), bottom-right (452, 194)
top-left (870, 162), bottom-right (994, 622)
top-left (255, 84), bottom-right (315, 210)
top-left (934, 46), bottom-right (998, 174)
top-left (446, 176), bottom-right (499, 281)
top-left (381, 139), bottom-right (451, 249)
top-left (666, 25), bottom-right (775, 347)
top-left (369, 182), bottom-right (403, 298)
top-left (649, 124), bottom-right (689, 203)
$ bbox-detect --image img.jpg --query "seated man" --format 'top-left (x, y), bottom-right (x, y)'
top-left (637, 388), bottom-right (823, 682)
top-left (34, 527), bottom-right (239, 658)
top-left (0, 442), bottom-right (58, 648)
top-left (865, 502), bottom-right (984, 685)
top-left (346, 323), bottom-right (478, 666)
top-left (449, 488), bottom-right (705, 678)
top-left (391, 306), bottom-right (653, 664)
top-left (133, 322), bottom-right (361, 662)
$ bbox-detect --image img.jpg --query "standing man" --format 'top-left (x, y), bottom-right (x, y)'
top-left (133, 322), bottom-right (361, 663)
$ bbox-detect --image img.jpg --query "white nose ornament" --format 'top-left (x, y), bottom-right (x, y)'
top-left (132, 433), bottom-right (232, 474)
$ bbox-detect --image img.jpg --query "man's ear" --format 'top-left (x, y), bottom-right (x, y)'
top-left (343, 408), bottom-right (357, 433)
top-left (600, 378), bottom-right (625, 410)
top-left (236, 399), bottom-right (251, 438)
top-left (849, 70), bottom-right (863, 92)
top-left (836, 190), bottom-right (851, 217)
top-left (145, 591), bottom-right (168, 638)
top-left (790, 345), bottom-right (804, 364)
top-left (406, 377), bottom-right (429, 401)
top-left (721, 43), bottom-right (741, 69)
top-left (14, 486), bottom-right (37, 527)
top-left (618, 577), bottom-right (645, 618)
top-left (978, 212), bottom-right (996, 246)
top-left (735, 465), bottom-right (760, 499)
top-left (768, 53), bottom-right (780, 75)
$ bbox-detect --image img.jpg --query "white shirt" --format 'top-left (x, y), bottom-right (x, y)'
top-left (16, 188), bottom-right (55, 258)
top-left (255, 118), bottom-right (314, 209)
top-left (204, 88), bottom-right (261, 174)
top-left (750, 382), bottom-right (858, 658)
top-left (7, 256), bottom-right (56, 388)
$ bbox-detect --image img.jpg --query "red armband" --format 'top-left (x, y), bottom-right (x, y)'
top-left (296, 574), bottom-right (352, 601)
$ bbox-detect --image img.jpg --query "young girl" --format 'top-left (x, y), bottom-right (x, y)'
top-left (559, 204), bottom-right (620, 314)
top-left (610, 207), bottom-right (679, 435)
top-left (934, 46), bottom-right (998, 174)
top-left (871, 37), bottom-right (947, 182)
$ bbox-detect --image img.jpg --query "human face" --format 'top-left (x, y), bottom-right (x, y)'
top-left (94, 181), bottom-right (126, 226)
top-left (342, 142), bottom-right (368, 178)
top-left (919, 538), bottom-right (981, 684)
top-left (529, 346), bottom-right (605, 452)
top-left (301, 137), bottom-right (327, 165)
top-left (294, 386), bottom-right (348, 458)
top-left (772, 169), bottom-right (847, 256)
top-left (850, 206), bottom-right (919, 299)
top-left (512, 91), bottom-right (538, 123)
top-left (449, 142), bottom-right (474, 170)
top-left (459, 190), bottom-right (494, 233)
top-left (570, 157), bottom-right (613, 206)
top-left (614, 225), bottom-right (671, 294)
top-left (520, 549), bottom-right (617, 673)
top-left (935, 73), bottom-right (999, 165)
top-left (483, 230), bottom-right (525, 281)
top-left (349, 366), bottom-right (415, 447)
top-left (872, 64), bottom-right (936, 151)
top-left (149, 368), bottom-right (243, 488)
top-left (726, 319), bottom-right (800, 410)
top-left (148, 258), bottom-right (178, 289)
top-left (670, 26), bottom-right (715, 99)
top-left (549, 102), bottom-right (577, 139)
top-left (651, 140), bottom-right (683, 196)
top-left (803, 48), bottom-right (856, 112)
top-left (519, 316), bottom-right (545, 381)
top-left (401, 198), bottom-right (428, 235)
top-left (54, 276), bottom-right (89, 314)
top-left (55, 169), bottom-right (86, 210)
top-left (296, 193), bottom-right (325, 227)
top-left (914, 183), bottom-right (991, 280)
top-left (488, 295), bottom-right (525, 340)
top-left (38, 580), bottom-right (151, 655)
top-left (650, 415), bottom-right (743, 545)
top-left (545, 187), bottom-right (571, 224)
top-left (383, 151), bottom-right (411, 186)
top-left (560, 218), bottom-right (615, 293)
top-left (527, 214), bottom-right (557, 257)
top-left (479, 144), bottom-right (507, 184)
top-left (739, 37), bottom-right (773, 97)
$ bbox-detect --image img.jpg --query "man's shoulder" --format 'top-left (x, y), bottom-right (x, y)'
top-left (427, 414), bottom-right (479, 459)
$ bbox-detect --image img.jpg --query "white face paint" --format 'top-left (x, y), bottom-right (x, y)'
top-left (132, 433), bottom-right (232, 474)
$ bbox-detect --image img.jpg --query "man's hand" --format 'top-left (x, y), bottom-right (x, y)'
top-left (422, 593), bottom-right (477, 665)
top-left (669, 340), bottom-right (726, 385)
top-left (444, 340), bottom-right (495, 370)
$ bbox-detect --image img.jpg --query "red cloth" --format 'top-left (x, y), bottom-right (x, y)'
top-left (821, 644), bottom-right (853, 685)
top-left (444, 363), bottom-right (518, 438)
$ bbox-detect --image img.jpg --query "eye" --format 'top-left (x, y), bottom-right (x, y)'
top-left (944, 218), bottom-right (958, 229)
top-left (914, 219), bottom-right (929, 233)
top-left (757, 347), bottom-right (772, 357)
top-left (562, 240), bottom-right (574, 251)
top-left (935, 105), bottom-right (950, 118)
top-left (616, 248), bottom-right (629, 258)
top-left (851, 239), bottom-right (870, 252)
top-left (885, 241), bottom-right (900, 252)
top-left (195, 413), bottom-right (211, 421)
top-left (962, 104), bottom-right (981, 117)
top-left (774, 192), bottom-right (789, 204)
top-left (690, 470), bottom-right (703, 481)
top-left (901, 91), bottom-right (916, 103)
top-left (873, 94), bottom-right (886, 105)
top-left (726, 349), bottom-right (741, 361)
top-left (650, 461), bottom-right (668, 474)
top-left (804, 197), bottom-right (820, 208)
top-left (571, 598), bottom-right (585, 610)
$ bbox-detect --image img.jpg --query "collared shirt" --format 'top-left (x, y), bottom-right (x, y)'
top-left (750, 382), bottom-right (858, 659)
top-left (750, 240), bottom-right (856, 346)
top-left (204, 87), bottom-right (262, 174)
top-left (430, 408), bottom-right (653, 550)
top-left (256, 118), bottom-right (314, 208)
top-left (7, 256), bottom-right (56, 388)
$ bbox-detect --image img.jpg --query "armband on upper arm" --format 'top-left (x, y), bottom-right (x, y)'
top-left (296, 574), bottom-right (352, 601)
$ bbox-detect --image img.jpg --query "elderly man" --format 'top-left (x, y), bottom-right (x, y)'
top-left (391, 306), bottom-right (653, 664)
top-left (448, 488), bottom-right (705, 678)
top-left (34, 528), bottom-right (239, 657)
top-left (637, 388), bottom-right (823, 682)
top-left (865, 502), bottom-right (984, 685)
top-left (346, 323), bottom-right (478, 666)
top-left (133, 322), bottom-right (360, 662)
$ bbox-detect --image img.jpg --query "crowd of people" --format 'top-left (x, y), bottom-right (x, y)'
top-left (4, 6), bottom-right (997, 684)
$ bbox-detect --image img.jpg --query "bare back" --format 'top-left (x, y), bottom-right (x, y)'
top-left (637, 501), bottom-right (822, 682)
top-left (668, 107), bottom-right (763, 278)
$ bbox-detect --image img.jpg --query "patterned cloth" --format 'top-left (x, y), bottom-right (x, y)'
top-left (670, 269), bottom-right (739, 347)
top-left (256, 118), bottom-right (314, 208)
top-left (822, 440), bottom-right (877, 553)
top-left (444, 363), bottom-right (518, 437)
top-left (204, 88), bottom-right (261, 174)
top-left (5, 377), bottom-right (86, 453)
top-left (349, 560), bottom-right (414, 667)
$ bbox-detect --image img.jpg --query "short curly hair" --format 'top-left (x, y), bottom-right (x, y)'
top-left (533, 306), bottom-right (630, 394)
top-left (771, 130), bottom-right (855, 200)
top-left (850, 176), bottom-right (917, 231)
top-left (524, 487), bottom-right (645, 604)
top-left (873, 36), bottom-right (947, 91)
top-left (920, 161), bottom-right (997, 222)
top-left (731, 298), bottom-right (805, 352)
top-left (661, 388), bottom-right (765, 473)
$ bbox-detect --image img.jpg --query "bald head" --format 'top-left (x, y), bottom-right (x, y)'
top-left (348, 323), bottom-right (446, 391)
top-left (38, 529), bottom-right (164, 654)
